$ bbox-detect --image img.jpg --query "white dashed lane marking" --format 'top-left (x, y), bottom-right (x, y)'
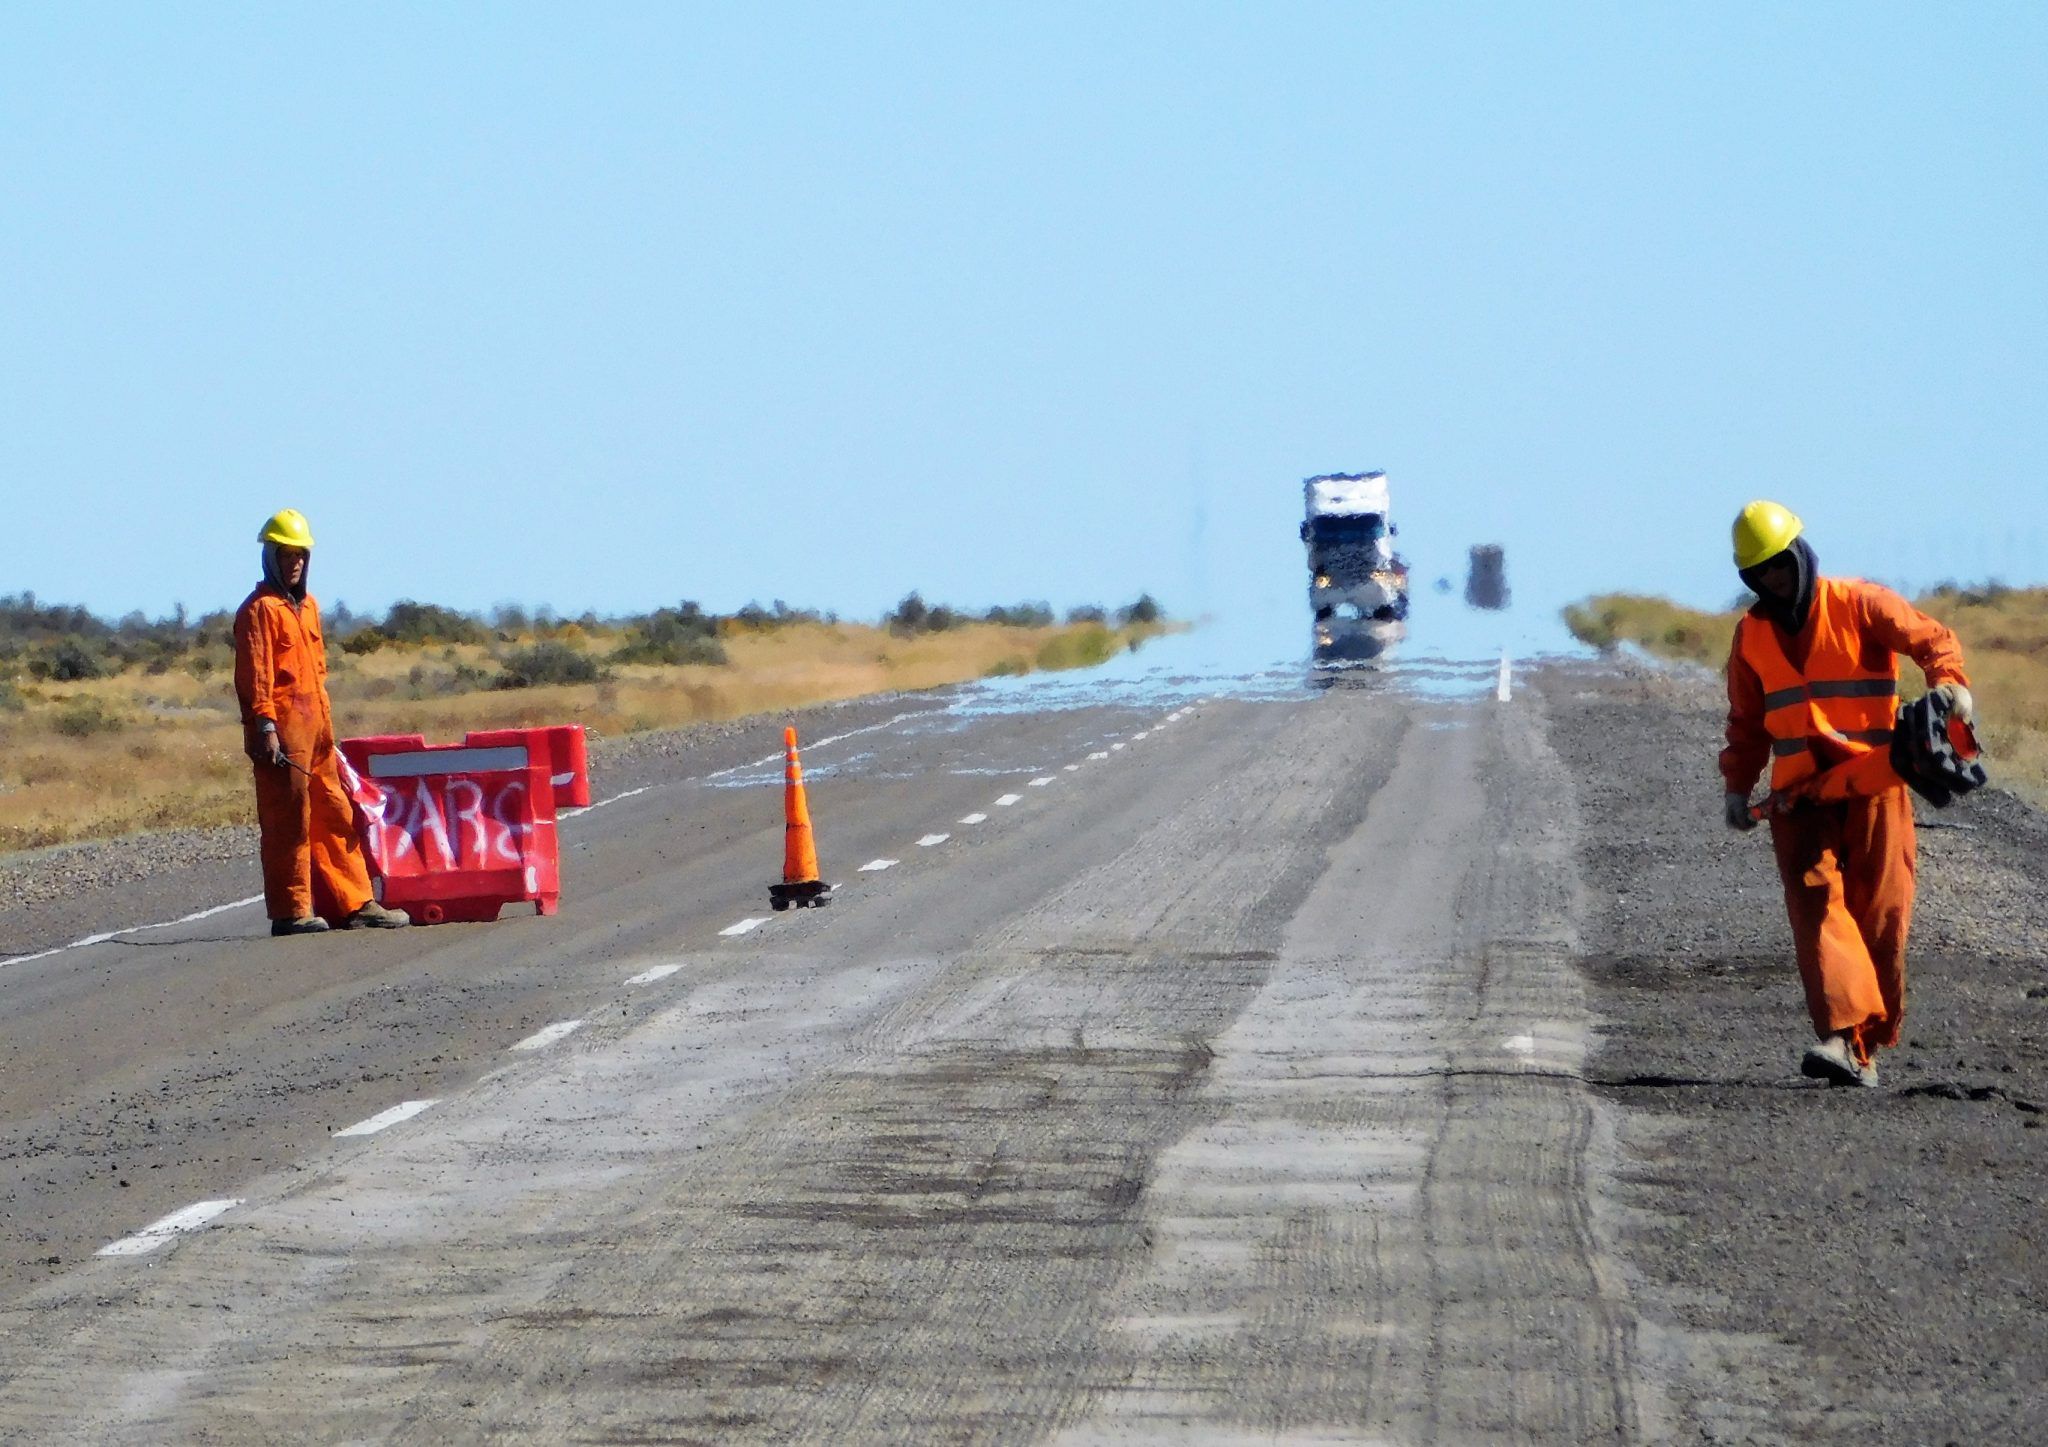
top-left (334, 1099), bottom-right (439, 1138)
top-left (1063, 764), bottom-right (1081, 772)
top-left (1132, 731), bottom-right (1150, 740)
top-left (1088, 751), bottom-right (1110, 761)
top-left (917, 833), bottom-right (950, 848)
top-left (719, 917), bottom-right (769, 937)
top-left (97, 1199), bottom-right (243, 1258)
top-left (511, 1019), bottom-right (586, 1052)
top-left (958, 813), bottom-right (987, 825)
top-left (1111, 742), bottom-right (1126, 751)
top-left (995, 794), bottom-right (1022, 807)
top-left (858, 858), bottom-right (898, 872)
top-left (626, 964), bottom-right (682, 986)
top-left (1029, 777), bottom-right (1054, 787)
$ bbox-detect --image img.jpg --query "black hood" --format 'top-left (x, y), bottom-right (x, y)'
top-left (1740, 534), bottom-right (1817, 635)
top-left (262, 542), bottom-right (310, 604)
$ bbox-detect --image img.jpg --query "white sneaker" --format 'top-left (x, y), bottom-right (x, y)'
top-left (1801, 1033), bottom-right (1877, 1088)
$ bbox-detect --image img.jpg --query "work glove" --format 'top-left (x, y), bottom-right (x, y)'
top-left (246, 719), bottom-right (285, 768)
top-left (1933, 682), bottom-right (1975, 725)
top-left (1723, 790), bottom-right (1758, 831)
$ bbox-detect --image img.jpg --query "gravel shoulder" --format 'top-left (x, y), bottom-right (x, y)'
top-left (1541, 660), bottom-right (2048, 1444)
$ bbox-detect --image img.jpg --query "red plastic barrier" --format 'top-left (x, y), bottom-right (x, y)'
top-left (336, 726), bottom-right (589, 925)
top-left (468, 724), bottom-right (590, 809)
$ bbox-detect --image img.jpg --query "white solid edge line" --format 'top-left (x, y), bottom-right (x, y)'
top-left (561, 785), bottom-right (650, 820)
top-left (626, 963), bottom-right (683, 986)
top-left (995, 793), bottom-right (1022, 806)
top-left (702, 707), bottom-right (950, 782)
top-left (958, 813), bottom-right (987, 825)
top-left (334, 1099), bottom-right (440, 1137)
top-left (858, 858), bottom-right (898, 872)
top-left (1028, 777), bottom-right (1054, 787)
top-left (1, 893), bottom-right (267, 970)
top-left (510, 1019), bottom-right (585, 1051)
top-left (97, 1198), bottom-right (243, 1257)
top-left (719, 917), bottom-right (769, 937)
top-left (917, 833), bottom-right (950, 847)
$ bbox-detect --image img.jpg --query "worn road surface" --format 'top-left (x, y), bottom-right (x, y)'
top-left (0, 647), bottom-right (2041, 1443)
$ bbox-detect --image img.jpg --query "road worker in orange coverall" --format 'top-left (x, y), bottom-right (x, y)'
top-left (234, 510), bottom-right (409, 937)
top-left (1720, 501), bottom-right (1971, 1088)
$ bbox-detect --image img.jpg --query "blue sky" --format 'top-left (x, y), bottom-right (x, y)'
top-left (4, 3), bottom-right (2043, 631)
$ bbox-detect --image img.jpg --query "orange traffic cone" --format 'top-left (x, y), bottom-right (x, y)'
top-left (769, 726), bottom-right (831, 910)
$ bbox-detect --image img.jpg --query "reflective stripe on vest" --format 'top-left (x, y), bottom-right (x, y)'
top-left (1738, 579), bottom-right (1899, 791)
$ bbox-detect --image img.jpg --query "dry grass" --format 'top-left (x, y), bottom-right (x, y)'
top-left (1564, 585), bottom-right (2048, 806)
top-left (0, 618), bottom-right (1167, 854)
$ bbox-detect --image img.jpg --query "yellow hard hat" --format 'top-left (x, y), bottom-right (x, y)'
top-left (1732, 500), bottom-right (1802, 570)
top-left (258, 508), bottom-right (315, 549)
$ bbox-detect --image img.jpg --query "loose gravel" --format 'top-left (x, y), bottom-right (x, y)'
top-left (1540, 660), bottom-right (2048, 1444)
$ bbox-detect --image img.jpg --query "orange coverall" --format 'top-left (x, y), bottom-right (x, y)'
top-left (1721, 581), bottom-right (1967, 1061)
top-left (233, 584), bottom-right (374, 923)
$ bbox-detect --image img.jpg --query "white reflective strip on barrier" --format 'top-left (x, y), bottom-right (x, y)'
top-left (368, 745), bottom-right (529, 778)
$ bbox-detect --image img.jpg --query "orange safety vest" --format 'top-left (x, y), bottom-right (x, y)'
top-left (1737, 578), bottom-right (1899, 791)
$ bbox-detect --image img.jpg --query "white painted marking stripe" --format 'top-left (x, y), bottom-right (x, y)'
top-left (1502, 1033), bottom-right (1536, 1055)
top-left (511, 1019), bottom-right (585, 1051)
top-left (995, 793), bottom-right (1022, 807)
top-left (958, 812), bottom-right (987, 825)
top-left (1029, 777), bottom-right (1054, 787)
top-left (917, 833), bottom-right (950, 847)
top-left (1496, 651), bottom-right (1513, 702)
top-left (858, 858), bottom-right (898, 872)
top-left (702, 708), bottom-right (949, 782)
top-left (98, 1199), bottom-right (242, 1257)
top-left (1132, 731), bottom-right (1150, 740)
top-left (1, 894), bottom-right (266, 970)
top-left (561, 785), bottom-right (649, 820)
top-left (719, 918), bottom-right (768, 937)
top-left (335, 1099), bottom-right (439, 1137)
top-left (1111, 742), bottom-right (1126, 751)
top-left (1063, 764), bottom-right (1081, 772)
top-left (1088, 751), bottom-right (1110, 761)
top-left (626, 963), bottom-right (683, 986)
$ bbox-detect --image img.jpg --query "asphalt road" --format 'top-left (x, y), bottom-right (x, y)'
top-left (0, 651), bottom-right (2040, 1443)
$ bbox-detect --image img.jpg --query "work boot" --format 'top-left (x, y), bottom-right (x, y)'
top-left (270, 916), bottom-right (331, 937)
top-left (345, 901), bottom-right (411, 929)
top-left (1801, 1032), bottom-right (1877, 1088)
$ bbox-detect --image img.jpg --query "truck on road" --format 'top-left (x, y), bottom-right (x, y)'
top-left (1302, 470), bottom-right (1409, 662)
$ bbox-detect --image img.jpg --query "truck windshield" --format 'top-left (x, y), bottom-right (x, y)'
top-left (1307, 514), bottom-right (1387, 546)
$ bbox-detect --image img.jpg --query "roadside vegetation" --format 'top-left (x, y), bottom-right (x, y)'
top-left (0, 591), bottom-right (1174, 853)
top-left (1564, 584), bottom-right (2048, 804)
